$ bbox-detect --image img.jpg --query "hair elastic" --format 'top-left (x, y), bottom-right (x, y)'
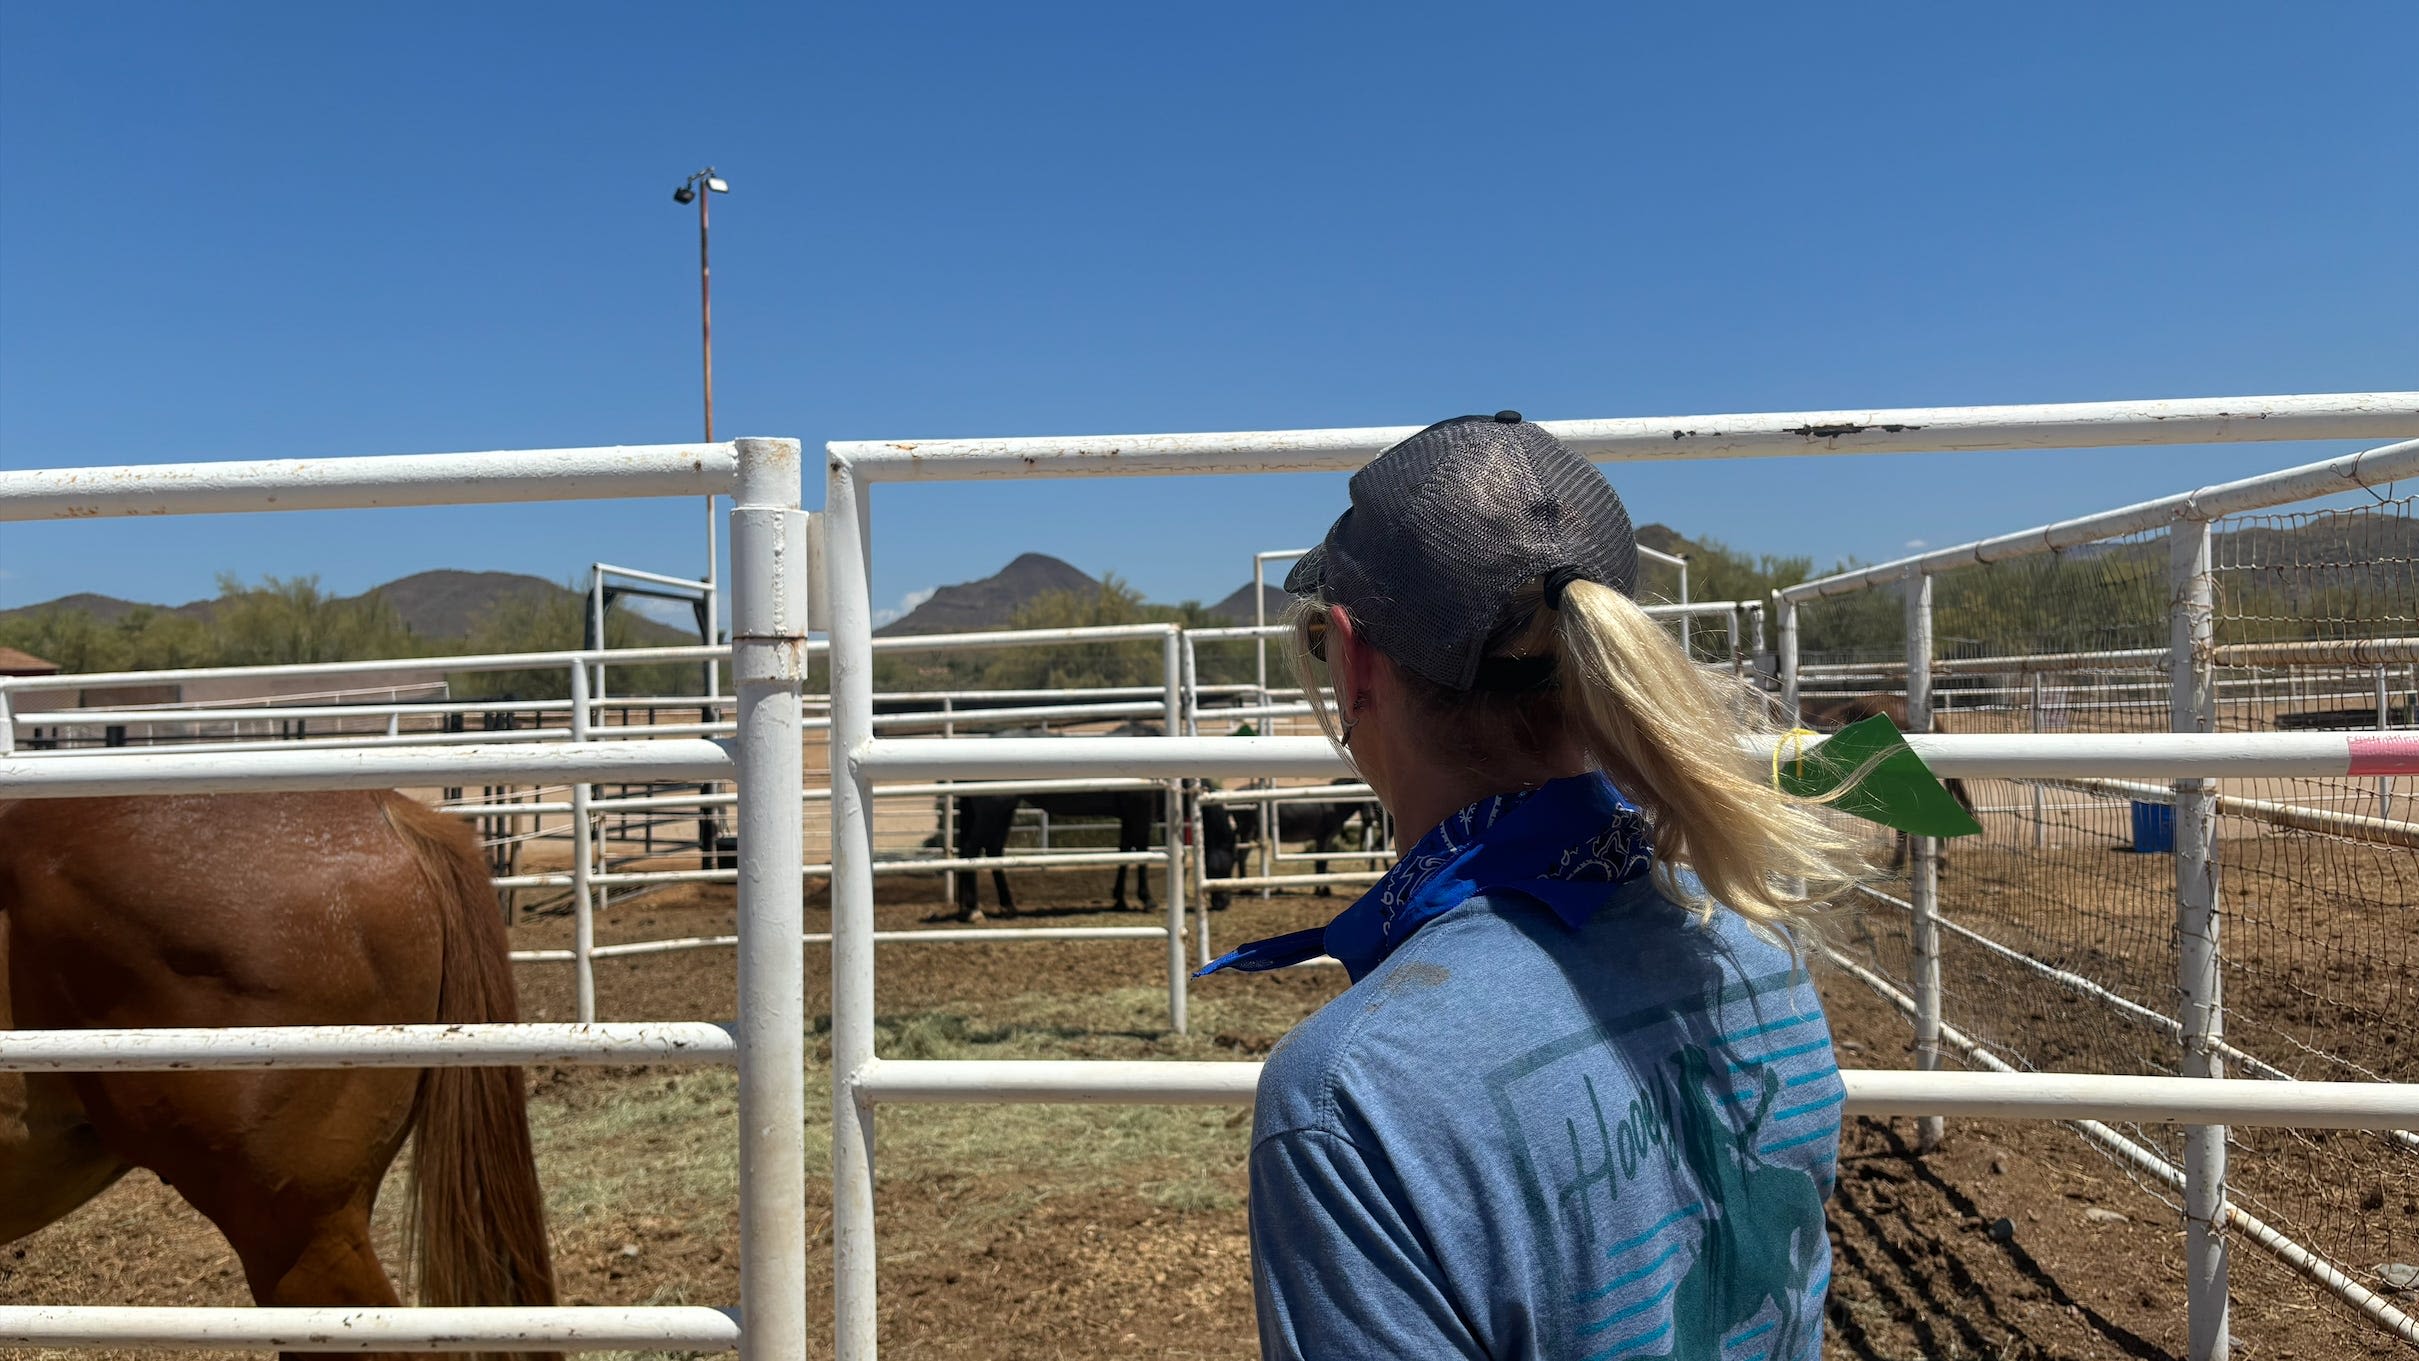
top-left (1542, 565), bottom-right (1588, 610)
top-left (1472, 654), bottom-right (1559, 693)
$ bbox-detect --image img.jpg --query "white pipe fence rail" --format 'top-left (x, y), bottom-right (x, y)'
top-left (0, 438), bottom-right (809, 1360)
top-left (823, 392), bottom-right (2419, 1361)
top-left (0, 1305), bottom-right (745, 1354)
top-left (5, 626), bottom-right (1211, 1020)
top-left (825, 394), bottom-right (2417, 481)
top-left (847, 1057), bottom-right (2419, 1127)
top-left (0, 1022), bottom-right (740, 1070)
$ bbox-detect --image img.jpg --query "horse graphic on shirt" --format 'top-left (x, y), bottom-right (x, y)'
top-left (1655, 1045), bottom-right (1828, 1361)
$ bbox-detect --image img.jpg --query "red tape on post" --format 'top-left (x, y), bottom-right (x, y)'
top-left (2348, 734), bottom-right (2419, 777)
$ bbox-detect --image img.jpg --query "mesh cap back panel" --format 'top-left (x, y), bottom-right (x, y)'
top-left (1297, 417), bottom-right (1637, 690)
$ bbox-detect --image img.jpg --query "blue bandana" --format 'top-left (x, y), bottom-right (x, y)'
top-left (1197, 772), bottom-right (1655, 983)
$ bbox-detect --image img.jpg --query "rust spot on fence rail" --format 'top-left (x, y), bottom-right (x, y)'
top-left (1786, 421), bottom-right (1924, 440)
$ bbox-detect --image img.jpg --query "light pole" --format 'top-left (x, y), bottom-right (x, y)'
top-left (672, 167), bottom-right (729, 441)
top-left (674, 168), bottom-right (731, 621)
top-left (675, 168), bottom-right (731, 859)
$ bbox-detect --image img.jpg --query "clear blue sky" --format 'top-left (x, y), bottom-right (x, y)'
top-left (4, 3), bottom-right (2414, 627)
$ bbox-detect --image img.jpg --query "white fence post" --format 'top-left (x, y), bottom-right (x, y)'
top-left (826, 454), bottom-right (880, 1361)
top-left (1778, 596), bottom-right (1800, 716)
top-left (1182, 630), bottom-right (1210, 965)
top-left (588, 566), bottom-right (611, 712)
top-left (2171, 518), bottom-right (2229, 1361)
top-left (1253, 554), bottom-right (1270, 711)
top-left (730, 437), bottom-right (811, 1361)
top-left (1163, 629), bottom-right (1187, 1031)
top-left (2378, 666), bottom-right (2394, 820)
top-left (569, 659), bottom-right (597, 1023)
top-left (1905, 570), bottom-right (1944, 1153)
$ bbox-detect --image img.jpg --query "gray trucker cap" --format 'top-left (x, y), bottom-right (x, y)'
top-left (1285, 411), bottom-right (1638, 691)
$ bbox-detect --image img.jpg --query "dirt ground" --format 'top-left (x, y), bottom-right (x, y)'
top-left (5, 870), bottom-right (2409, 1359)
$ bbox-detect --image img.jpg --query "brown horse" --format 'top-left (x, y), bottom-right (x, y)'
top-left (1800, 692), bottom-right (1978, 868)
top-left (0, 792), bottom-right (557, 1361)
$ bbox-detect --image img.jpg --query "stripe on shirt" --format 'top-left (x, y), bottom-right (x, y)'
top-left (1601, 1201), bottom-right (1703, 1258)
top-left (1728, 1037), bottom-right (1832, 1067)
top-left (1581, 1316), bottom-right (1673, 1361)
top-left (1725, 1318), bottom-right (1778, 1350)
top-left (1771, 1089), bottom-right (1848, 1123)
top-left (1579, 1239), bottom-right (1687, 1303)
top-left (1578, 1275), bottom-right (1684, 1336)
top-left (1760, 1122), bottom-right (1841, 1155)
top-left (1720, 1011), bottom-right (1818, 1044)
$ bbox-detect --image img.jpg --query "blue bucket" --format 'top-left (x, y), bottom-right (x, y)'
top-left (2130, 801), bottom-right (2175, 854)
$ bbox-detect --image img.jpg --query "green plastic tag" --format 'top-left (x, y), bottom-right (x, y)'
top-left (1774, 714), bottom-right (1982, 838)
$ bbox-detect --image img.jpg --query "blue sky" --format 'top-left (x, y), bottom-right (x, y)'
top-left (3, 3), bottom-right (2413, 627)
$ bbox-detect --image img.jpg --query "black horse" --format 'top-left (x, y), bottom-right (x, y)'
top-left (949, 722), bottom-right (1165, 921)
top-left (1200, 780), bottom-right (1381, 908)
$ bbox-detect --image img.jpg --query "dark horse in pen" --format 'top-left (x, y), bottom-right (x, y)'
top-left (948, 721), bottom-right (1168, 921)
top-left (1199, 780), bottom-right (1380, 909)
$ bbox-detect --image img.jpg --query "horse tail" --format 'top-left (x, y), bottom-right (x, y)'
top-left (385, 795), bottom-right (560, 1357)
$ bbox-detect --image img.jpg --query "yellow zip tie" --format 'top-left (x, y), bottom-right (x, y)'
top-left (1773, 727), bottom-right (1819, 789)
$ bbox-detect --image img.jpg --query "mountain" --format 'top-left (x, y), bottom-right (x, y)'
top-left (1206, 582), bottom-right (1292, 625)
top-left (876, 553), bottom-right (1099, 637)
top-left (0, 572), bottom-right (697, 646)
top-left (362, 570), bottom-right (668, 641)
top-left (0, 592), bottom-right (205, 625)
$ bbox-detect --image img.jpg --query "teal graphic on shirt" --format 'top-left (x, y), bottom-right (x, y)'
top-left (1658, 1045), bottom-right (1829, 1361)
top-left (1495, 972), bottom-right (1840, 1361)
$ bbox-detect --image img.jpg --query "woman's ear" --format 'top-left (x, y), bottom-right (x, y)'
top-left (1328, 606), bottom-right (1379, 715)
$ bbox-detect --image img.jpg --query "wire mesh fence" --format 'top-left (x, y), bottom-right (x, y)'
top-left (2209, 490), bottom-right (2419, 1297)
top-left (1830, 529), bottom-right (2182, 1100)
top-left (1812, 498), bottom-right (2419, 1336)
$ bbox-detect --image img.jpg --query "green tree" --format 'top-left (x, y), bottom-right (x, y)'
top-left (0, 607), bottom-right (122, 673)
top-left (106, 606), bottom-right (216, 671)
top-left (209, 574), bottom-right (425, 666)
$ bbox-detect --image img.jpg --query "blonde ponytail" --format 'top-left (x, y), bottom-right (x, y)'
top-left (1286, 581), bottom-right (1868, 947)
top-left (1553, 579), bottom-right (1866, 941)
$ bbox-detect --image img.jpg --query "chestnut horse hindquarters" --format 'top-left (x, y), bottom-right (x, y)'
top-left (382, 796), bottom-right (559, 1328)
top-left (0, 793), bottom-right (559, 1361)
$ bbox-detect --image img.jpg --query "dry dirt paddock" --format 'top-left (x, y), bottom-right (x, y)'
top-left (4, 871), bottom-right (2404, 1361)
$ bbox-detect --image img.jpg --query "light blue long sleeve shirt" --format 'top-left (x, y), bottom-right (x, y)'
top-left (1248, 880), bottom-right (1839, 1361)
